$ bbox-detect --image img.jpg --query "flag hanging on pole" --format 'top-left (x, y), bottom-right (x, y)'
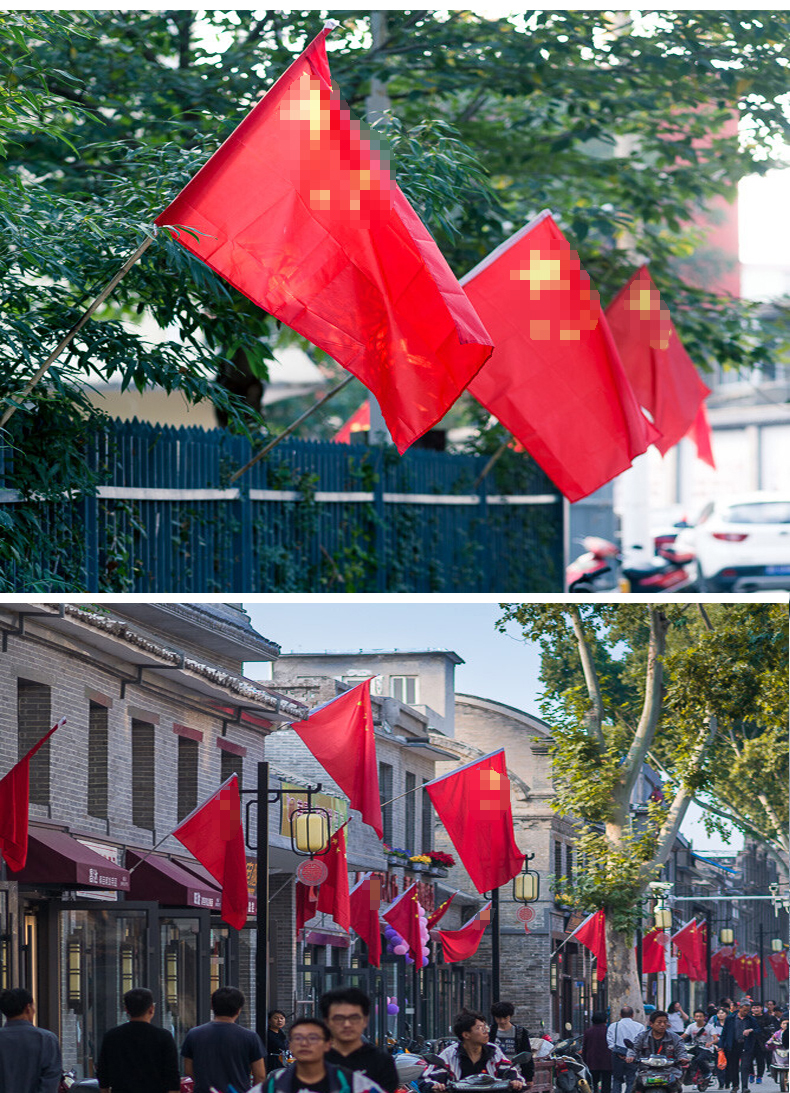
top-left (289, 679), bottom-right (382, 838)
top-left (155, 26), bottom-right (493, 454)
top-left (349, 872), bottom-right (383, 967)
top-left (334, 401), bottom-right (370, 444)
top-left (424, 750), bottom-right (523, 894)
top-left (606, 265), bottom-right (715, 466)
top-left (572, 909), bottom-right (607, 979)
top-left (0, 719), bottom-right (65, 872)
top-left (427, 891), bottom-right (457, 930)
top-left (464, 211), bottom-right (659, 502)
top-left (296, 880), bottom-right (319, 934)
top-left (640, 926), bottom-right (667, 974)
top-left (315, 824), bottom-right (350, 931)
top-left (173, 774), bottom-right (248, 930)
top-left (383, 882), bottom-right (425, 966)
top-left (687, 402), bottom-right (716, 468)
top-left (672, 919), bottom-right (706, 981)
top-left (439, 902), bottom-right (492, 964)
top-left (767, 951), bottom-right (789, 982)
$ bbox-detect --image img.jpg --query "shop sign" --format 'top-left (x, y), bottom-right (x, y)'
top-left (74, 838), bottom-right (124, 900)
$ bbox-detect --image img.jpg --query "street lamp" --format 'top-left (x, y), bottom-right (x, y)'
top-left (772, 939), bottom-right (784, 953)
top-left (290, 808), bottom-right (331, 856)
top-left (514, 853), bottom-right (540, 903)
top-left (720, 927), bottom-right (735, 945)
top-left (655, 907), bottom-right (672, 930)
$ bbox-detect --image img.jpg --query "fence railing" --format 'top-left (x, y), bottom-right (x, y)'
top-left (1, 418), bottom-right (565, 592)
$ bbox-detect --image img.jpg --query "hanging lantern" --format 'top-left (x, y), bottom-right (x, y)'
top-left (720, 928), bottom-right (735, 945)
top-left (514, 853), bottom-right (540, 903)
top-left (291, 807), bottom-right (331, 856)
top-left (772, 939), bottom-right (784, 953)
top-left (654, 907), bottom-right (672, 930)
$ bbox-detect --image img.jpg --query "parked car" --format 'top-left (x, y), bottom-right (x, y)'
top-left (673, 492), bottom-right (790, 592)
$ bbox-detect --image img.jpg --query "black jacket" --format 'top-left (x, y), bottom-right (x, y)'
top-left (325, 1042), bottom-right (399, 1093)
top-left (489, 1025), bottom-right (535, 1082)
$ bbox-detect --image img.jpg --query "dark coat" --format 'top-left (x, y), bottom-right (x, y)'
top-left (719, 1014), bottom-right (761, 1054)
top-left (583, 1025), bottom-right (613, 1072)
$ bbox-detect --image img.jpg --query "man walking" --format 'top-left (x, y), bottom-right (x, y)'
top-left (181, 986), bottom-right (267, 1093)
top-left (716, 1003), bottom-right (759, 1093)
top-left (320, 986), bottom-right (399, 1093)
top-left (607, 1006), bottom-right (644, 1093)
top-left (96, 987), bottom-right (180, 1093)
top-left (0, 987), bottom-right (62, 1093)
top-left (252, 1017), bottom-right (386, 1093)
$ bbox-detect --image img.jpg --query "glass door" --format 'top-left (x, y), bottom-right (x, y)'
top-left (158, 910), bottom-right (211, 1045)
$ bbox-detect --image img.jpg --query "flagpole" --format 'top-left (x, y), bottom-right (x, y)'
top-left (0, 236), bottom-right (155, 429)
top-left (472, 437), bottom-right (510, 490)
top-left (228, 374), bottom-right (355, 484)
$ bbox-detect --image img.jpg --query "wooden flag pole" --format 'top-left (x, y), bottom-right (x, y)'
top-left (0, 234), bottom-right (155, 430)
top-left (228, 372), bottom-right (355, 484)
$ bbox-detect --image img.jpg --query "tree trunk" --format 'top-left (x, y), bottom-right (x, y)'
top-left (605, 917), bottom-right (645, 1023)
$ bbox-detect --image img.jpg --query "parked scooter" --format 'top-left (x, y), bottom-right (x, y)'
top-left (566, 537), bottom-right (695, 593)
top-left (550, 1032), bottom-right (592, 1093)
top-left (683, 1042), bottom-right (714, 1092)
top-left (566, 537), bottom-right (623, 593)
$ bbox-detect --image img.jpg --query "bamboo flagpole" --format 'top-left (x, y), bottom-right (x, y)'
top-left (0, 235), bottom-right (155, 429)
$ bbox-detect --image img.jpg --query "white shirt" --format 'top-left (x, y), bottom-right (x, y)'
top-left (607, 1018), bottom-right (646, 1053)
top-left (683, 1022), bottom-right (718, 1048)
top-left (668, 1013), bottom-right (686, 1033)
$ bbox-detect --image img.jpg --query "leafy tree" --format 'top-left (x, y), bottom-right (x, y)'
top-left (497, 602), bottom-right (788, 1016)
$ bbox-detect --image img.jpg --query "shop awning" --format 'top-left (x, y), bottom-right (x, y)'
top-left (176, 857), bottom-right (257, 918)
top-left (16, 829), bottom-right (130, 890)
top-left (127, 850), bottom-right (221, 910)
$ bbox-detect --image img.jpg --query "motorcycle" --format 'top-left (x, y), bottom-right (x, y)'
top-left (683, 1042), bottom-right (714, 1092)
top-left (630, 1053), bottom-right (685, 1093)
top-left (420, 1052), bottom-right (533, 1093)
top-left (565, 537), bottom-right (623, 594)
top-left (566, 536), bottom-right (695, 594)
top-left (549, 1033), bottom-right (592, 1093)
top-left (768, 1041), bottom-right (789, 1092)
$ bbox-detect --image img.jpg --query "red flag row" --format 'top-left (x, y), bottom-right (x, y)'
top-left (157, 26), bottom-right (715, 500)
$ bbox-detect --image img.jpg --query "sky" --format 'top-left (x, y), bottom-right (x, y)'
top-left (242, 600), bottom-right (743, 856)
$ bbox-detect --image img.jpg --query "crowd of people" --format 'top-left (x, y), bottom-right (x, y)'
top-left (1, 983), bottom-right (789, 1093)
top-left (583, 998), bottom-right (790, 1093)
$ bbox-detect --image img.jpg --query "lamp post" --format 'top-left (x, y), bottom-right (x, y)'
top-left (245, 761), bottom-right (328, 1041)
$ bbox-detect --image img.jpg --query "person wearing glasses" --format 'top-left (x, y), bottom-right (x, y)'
top-left (318, 987), bottom-right (399, 1093)
top-left (251, 1017), bottom-right (386, 1093)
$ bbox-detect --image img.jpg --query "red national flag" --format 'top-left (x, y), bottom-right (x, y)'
top-left (730, 953), bottom-right (755, 992)
top-left (424, 750), bottom-right (523, 894)
top-left (155, 27), bottom-right (493, 454)
top-left (383, 882), bottom-right (424, 966)
top-left (711, 943), bottom-right (736, 979)
top-left (641, 926), bottom-right (667, 974)
top-left (173, 775), bottom-right (248, 930)
top-left (464, 211), bottom-right (658, 502)
top-left (316, 824), bottom-right (350, 931)
top-left (334, 401), bottom-right (370, 444)
top-left (672, 919), bottom-right (706, 981)
top-left (290, 679), bottom-right (382, 838)
top-left (428, 891), bottom-right (457, 930)
top-left (296, 880), bottom-right (319, 934)
top-left (0, 720), bottom-right (64, 871)
top-left (687, 402), bottom-right (716, 468)
top-left (439, 902), bottom-right (491, 964)
top-left (572, 909), bottom-right (607, 979)
top-left (606, 265), bottom-right (713, 462)
top-left (768, 951), bottom-right (789, 982)
top-left (349, 872), bottom-right (382, 967)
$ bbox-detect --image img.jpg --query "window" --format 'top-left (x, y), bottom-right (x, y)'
top-left (17, 679), bottom-right (51, 806)
top-left (221, 749), bottom-right (243, 785)
top-left (379, 762), bottom-right (393, 845)
top-left (177, 737), bottom-right (199, 821)
top-left (390, 676), bottom-right (418, 705)
top-left (554, 841), bottom-right (564, 881)
top-left (131, 720), bottom-right (156, 830)
top-left (566, 845), bottom-right (574, 887)
top-left (88, 703), bottom-right (109, 820)
top-left (421, 780), bottom-right (433, 852)
top-left (404, 772), bottom-right (416, 854)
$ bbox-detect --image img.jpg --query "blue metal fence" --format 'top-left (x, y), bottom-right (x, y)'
top-left (1, 418), bottom-right (564, 592)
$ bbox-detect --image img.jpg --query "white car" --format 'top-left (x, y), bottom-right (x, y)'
top-left (673, 492), bottom-right (790, 592)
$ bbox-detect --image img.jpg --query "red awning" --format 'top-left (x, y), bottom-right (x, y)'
top-left (16, 829), bottom-right (130, 890)
top-left (176, 857), bottom-right (257, 917)
top-left (127, 850), bottom-right (221, 910)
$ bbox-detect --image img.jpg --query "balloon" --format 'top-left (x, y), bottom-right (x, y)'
top-left (387, 1002), bottom-right (399, 1014)
top-left (394, 943), bottom-right (408, 955)
top-left (405, 954), bottom-right (414, 964)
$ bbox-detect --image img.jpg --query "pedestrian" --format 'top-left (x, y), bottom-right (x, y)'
top-left (96, 986), bottom-right (180, 1093)
top-left (606, 1006), bottom-right (644, 1093)
top-left (711, 1008), bottom-right (730, 1089)
top-left (251, 1017), bottom-right (386, 1093)
top-left (582, 1012), bottom-right (612, 1093)
top-left (719, 1001), bottom-right (760, 1093)
top-left (490, 1001), bottom-right (535, 1085)
top-left (421, 1011), bottom-right (525, 1092)
top-left (668, 1002), bottom-right (690, 1035)
top-left (180, 985), bottom-right (266, 1093)
top-left (267, 1009), bottom-right (290, 1072)
top-left (320, 986), bottom-right (399, 1093)
top-left (0, 987), bottom-right (62, 1093)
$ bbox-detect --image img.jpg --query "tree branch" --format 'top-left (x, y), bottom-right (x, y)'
top-left (569, 606), bottom-right (606, 748)
top-left (622, 608), bottom-right (669, 800)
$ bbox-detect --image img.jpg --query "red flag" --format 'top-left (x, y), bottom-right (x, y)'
top-left (641, 926), bottom-right (667, 974)
top-left (687, 402), bottom-right (716, 468)
top-left (464, 211), bottom-right (658, 502)
top-left (0, 719), bottom-right (64, 871)
top-left (334, 401), bottom-right (370, 444)
top-left (428, 891), bottom-right (457, 929)
top-left (768, 951), bottom-right (789, 982)
top-left (383, 882), bottom-right (425, 966)
top-left (290, 679), bottom-right (382, 838)
top-left (572, 909), bottom-right (607, 979)
top-left (606, 266), bottom-right (713, 464)
top-left (424, 750), bottom-right (523, 894)
top-left (349, 872), bottom-right (382, 967)
top-left (711, 943), bottom-right (736, 979)
top-left (731, 953), bottom-right (759, 992)
top-left (173, 775), bottom-right (248, 929)
top-left (155, 27), bottom-right (493, 454)
top-left (672, 919), bottom-right (706, 981)
top-left (316, 824), bottom-right (350, 931)
top-left (296, 880), bottom-right (319, 934)
top-left (439, 902), bottom-right (491, 964)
